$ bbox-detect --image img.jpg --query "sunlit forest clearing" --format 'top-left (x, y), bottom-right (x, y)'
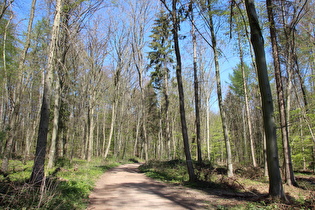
top-left (0, 0), bottom-right (314, 209)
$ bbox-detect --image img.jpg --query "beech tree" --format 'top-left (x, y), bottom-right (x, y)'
top-left (266, 0), bottom-right (297, 186)
top-left (244, 0), bottom-right (285, 200)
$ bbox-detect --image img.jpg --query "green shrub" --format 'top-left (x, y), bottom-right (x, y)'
top-left (0, 158), bottom-right (121, 209)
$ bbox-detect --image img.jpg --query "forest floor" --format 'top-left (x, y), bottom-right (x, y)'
top-left (86, 163), bottom-right (315, 209)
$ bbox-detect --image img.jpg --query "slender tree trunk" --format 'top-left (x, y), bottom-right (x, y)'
top-left (133, 115), bottom-right (141, 157)
top-left (206, 95), bottom-right (211, 161)
top-left (266, 0), bottom-right (297, 186)
top-left (170, 0), bottom-right (196, 181)
top-left (30, 0), bottom-right (62, 184)
top-left (104, 100), bottom-right (116, 159)
top-left (238, 35), bottom-right (257, 167)
top-left (207, 1), bottom-right (233, 177)
top-left (242, 110), bottom-right (248, 163)
top-left (159, 113), bottom-right (163, 159)
top-left (191, 5), bottom-right (202, 164)
top-left (244, 0), bottom-right (285, 200)
top-left (132, 42), bottom-right (148, 161)
top-left (140, 80), bottom-right (148, 161)
top-left (163, 68), bottom-right (171, 159)
top-left (87, 90), bottom-right (96, 162)
top-left (1, 10), bottom-right (13, 173)
top-left (96, 112), bottom-right (100, 157)
top-left (102, 107), bottom-right (107, 156)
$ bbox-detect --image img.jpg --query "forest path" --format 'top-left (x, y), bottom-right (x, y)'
top-left (87, 163), bottom-right (214, 210)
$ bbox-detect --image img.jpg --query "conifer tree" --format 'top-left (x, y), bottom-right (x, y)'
top-left (148, 8), bottom-right (173, 158)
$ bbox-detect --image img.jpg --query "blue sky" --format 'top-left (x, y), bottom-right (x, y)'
top-left (12, 0), bottom-right (243, 113)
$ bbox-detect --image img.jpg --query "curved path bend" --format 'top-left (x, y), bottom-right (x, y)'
top-left (87, 163), bottom-right (210, 210)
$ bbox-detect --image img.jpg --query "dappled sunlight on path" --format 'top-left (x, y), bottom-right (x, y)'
top-left (87, 163), bottom-right (209, 210)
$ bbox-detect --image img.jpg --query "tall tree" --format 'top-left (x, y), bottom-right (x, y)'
top-left (244, 0), bottom-right (285, 200)
top-left (161, 0), bottom-right (196, 182)
top-left (238, 34), bottom-right (257, 167)
top-left (30, 0), bottom-right (63, 184)
top-left (206, 0), bottom-right (233, 177)
top-left (129, 0), bottom-right (152, 161)
top-left (148, 8), bottom-right (173, 159)
top-left (190, 2), bottom-right (202, 164)
top-left (266, 0), bottom-right (297, 186)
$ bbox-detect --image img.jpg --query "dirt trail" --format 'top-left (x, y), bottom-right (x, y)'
top-left (87, 163), bottom-right (209, 209)
top-left (87, 163), bottom-right (247, 210)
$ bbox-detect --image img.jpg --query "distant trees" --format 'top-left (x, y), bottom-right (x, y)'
top-left (1, 0), bottom-right (20, 173)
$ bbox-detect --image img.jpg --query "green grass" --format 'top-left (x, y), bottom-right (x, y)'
top-left (0, 157), bottom-right (126, 209)
top-left (139, 160), bottom-right (315, 210)
top-left (139, 159), bottom-right (189, 184)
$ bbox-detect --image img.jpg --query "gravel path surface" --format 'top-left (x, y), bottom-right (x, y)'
top-left (87, 163), bottom-right (211, 210)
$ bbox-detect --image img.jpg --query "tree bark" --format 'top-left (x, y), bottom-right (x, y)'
top-left (238, 34), bottom-right (257, 167)
top-left (191, 4), bottom-right (202, 164)
top-left (104, 100), bottom-right (116, 159)
top-left (266, 0), bottom-right (297, 186)
top-left (87, 90), bottom-right (96, 162)
top-left (47, 75), bottom-right (61, 169)
top-left (30, 0), bottom-right (62, 185)
top-left (244, 0), bottom-right (285, 200)
top-left (1, 9), bottom-right (13, 173)
top-left (207, 0), bottom-right (233, 177)
top-left (171, 0), bottom-right (196, 181)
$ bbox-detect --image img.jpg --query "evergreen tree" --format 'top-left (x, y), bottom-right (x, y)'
top-left (148, 8), bottom-right (174, 158)
top-left (148, 9), bottom-right (173, 90)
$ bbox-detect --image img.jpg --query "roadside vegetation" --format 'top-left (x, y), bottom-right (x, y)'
top-left (0, 158), bottom-right (124, 209)
top-left (140, 160), bottom-right (315, 209)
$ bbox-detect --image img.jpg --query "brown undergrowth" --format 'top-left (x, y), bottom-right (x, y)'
top-left (141, 160), bottom-right (315, 209)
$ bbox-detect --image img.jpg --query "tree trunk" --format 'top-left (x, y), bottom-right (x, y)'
top-left (133, 115), bottom-right (141, 157)
top-left (170, 0), bottom-right (196, 182)
top-left (207, 1), bottom-right (233, 177)
top-left (102, 107), bottom-right (107, 156)
top-left (87, 90), bottom-right (96, 162)
top-left (191, 5), bottom-right (202, 164)
top-left (206, 94), bottom-right (211, 161)
top-left (104, 100), bottom-right (116, 159)
top-left (263, 132), bottom-right (268, 177)
top-left (47, 75), bottom-right (61, 169)
top-left (140, 79), bottom-right (148, 161)
top-left (266, 0), bottom-right (297, 186)
top-left (163, 66), bottom-right (171, 159)
top-left (238, 34), bottom-right (257, 167)
top-left (244, 0), bottom-right (285, 200)
top-left (1, 10), bottom-right (13, 173)
top-left (30, 0), bottom-right (62, 184)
